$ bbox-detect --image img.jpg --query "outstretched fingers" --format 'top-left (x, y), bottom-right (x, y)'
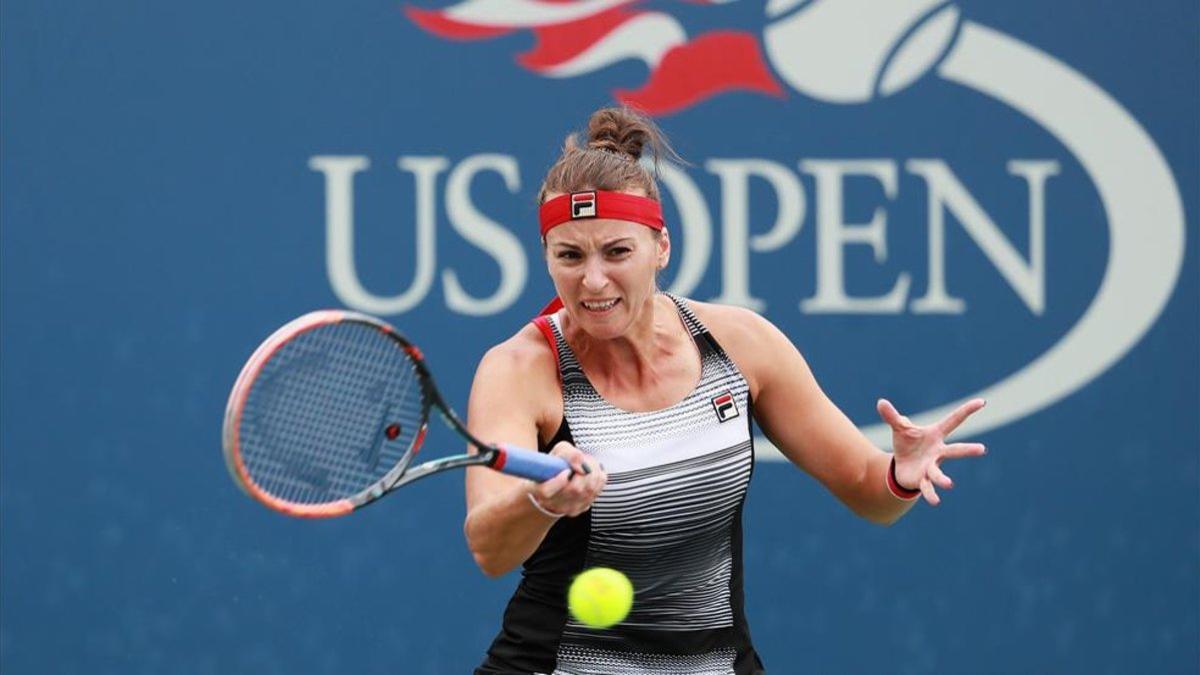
top-left (943, 442), bottom-right (987, 460)
top-left (937, 398), bottom-right (986, 436)
top-left (876, 398), bottom-right (914, 431)
top-left (920, 478), bottom-right (941, 506)
top-left (928, 463), bottom-right (953, 490)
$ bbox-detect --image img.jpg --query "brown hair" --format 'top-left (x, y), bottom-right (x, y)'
top-left (537, 107), bottom-right (679, 205)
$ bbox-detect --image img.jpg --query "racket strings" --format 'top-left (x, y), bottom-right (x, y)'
top-left (238, 322), bottom-right (426, 505)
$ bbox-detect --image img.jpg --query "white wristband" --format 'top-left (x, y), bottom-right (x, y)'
top-left (528, 493), bottom-right (565, 519)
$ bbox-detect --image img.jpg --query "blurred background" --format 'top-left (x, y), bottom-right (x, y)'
top-left (1, 0), bottom-right (1196, 672)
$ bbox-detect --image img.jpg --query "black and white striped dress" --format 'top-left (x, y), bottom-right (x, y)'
top-left (477, 294), bottom-right (763, 675)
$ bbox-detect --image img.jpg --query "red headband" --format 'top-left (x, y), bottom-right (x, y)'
top-left (539, 190), bottom-right (664, 236)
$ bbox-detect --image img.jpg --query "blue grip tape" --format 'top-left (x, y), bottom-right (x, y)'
top-left (495, 444), bottom-right (570, 482)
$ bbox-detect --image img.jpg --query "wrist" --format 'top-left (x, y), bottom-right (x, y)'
top-left (527, 492), bottom-right (566, 519)
top-left (886, 456), bottom-right (921, 501)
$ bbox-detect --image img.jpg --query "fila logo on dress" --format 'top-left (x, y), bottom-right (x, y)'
top-left (711, 392), bottom-right (739, 423)
top-left (571, 191), bottom-right (597, 219)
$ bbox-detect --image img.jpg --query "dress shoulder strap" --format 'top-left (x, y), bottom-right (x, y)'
top-left (662, 292), bottom-right (737, 360)
top-left (530, 314), bottom-right (593, 397)
top-left (531, 315), bottom-right (561, 381)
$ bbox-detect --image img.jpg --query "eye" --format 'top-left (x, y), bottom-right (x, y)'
top-left (556, 250), bottom-right (582, 261)
top-left (606, 246), bottom-right (632, 258)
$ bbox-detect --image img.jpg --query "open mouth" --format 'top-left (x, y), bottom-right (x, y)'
top-left (580, 298), bottom-right (620, 313)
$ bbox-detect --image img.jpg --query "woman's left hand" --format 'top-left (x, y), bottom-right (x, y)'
top-left (876, 398), bottom-right (987, 506)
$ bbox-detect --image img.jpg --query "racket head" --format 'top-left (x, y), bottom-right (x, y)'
top-left (222, 310), bottom-right (431, 517)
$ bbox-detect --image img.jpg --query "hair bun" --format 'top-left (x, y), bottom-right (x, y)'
top-left (586, 107), bottom-right (653, 161)
top-left (538, 106), bottom-right (681, 205)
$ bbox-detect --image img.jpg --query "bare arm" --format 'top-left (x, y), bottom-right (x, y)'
top-left (742, 312), bottom-right (916, 524)
top-left (699, 305), bottom-right (985, 525)
top-left (463, 329), bottom-right (606, 577)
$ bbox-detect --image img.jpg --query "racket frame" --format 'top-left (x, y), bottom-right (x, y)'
top-left (223, 310), bottom-right (544, 518)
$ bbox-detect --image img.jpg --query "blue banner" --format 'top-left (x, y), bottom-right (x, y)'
top-left (2, 0), bottom-right (1196, 672)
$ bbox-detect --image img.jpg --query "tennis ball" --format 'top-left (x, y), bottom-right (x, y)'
top-left (568, 567), bottom-right (633, 629)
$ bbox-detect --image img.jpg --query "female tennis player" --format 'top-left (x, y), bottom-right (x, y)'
top-left (465, 107), bottom-right (986, 674)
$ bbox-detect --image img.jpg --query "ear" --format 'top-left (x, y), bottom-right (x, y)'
top-left (656, 228), bottom-right (671, 270)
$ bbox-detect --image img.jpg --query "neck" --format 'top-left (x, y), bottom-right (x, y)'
top-left (560, 294), bottom-right (685, 384)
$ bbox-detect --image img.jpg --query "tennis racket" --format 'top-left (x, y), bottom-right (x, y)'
top-left (222, 309), bottom-right (570, 518)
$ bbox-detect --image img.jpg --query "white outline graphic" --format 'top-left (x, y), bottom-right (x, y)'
top-left (758, 14), bottom-right (1185, 456)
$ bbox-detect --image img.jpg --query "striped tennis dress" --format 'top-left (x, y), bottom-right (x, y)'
top-left (477, 295), bottom-right (764, 674)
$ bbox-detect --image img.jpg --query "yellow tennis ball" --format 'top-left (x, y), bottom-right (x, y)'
top-left (568, 567), bottom-right (633, 629)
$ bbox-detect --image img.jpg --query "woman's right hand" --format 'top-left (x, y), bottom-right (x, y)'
top-left (528, 441), bottom-right (607, 517)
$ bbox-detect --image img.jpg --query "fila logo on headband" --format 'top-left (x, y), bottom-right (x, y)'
top-left (711, 391), bottom-right (739, 423)
top-left (540, 190), bottom-right (663, 235)
top-left (571, 191), bottom-right (597, 219)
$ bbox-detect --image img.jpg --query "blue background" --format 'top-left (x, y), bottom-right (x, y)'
top-left (2, 0), bottom-right (1196, 672)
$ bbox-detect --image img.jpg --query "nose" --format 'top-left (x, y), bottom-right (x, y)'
top-left (581, 257), bottom-right (609, 293)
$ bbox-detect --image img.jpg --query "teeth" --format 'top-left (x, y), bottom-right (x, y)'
top-left (582, 299), bottom-right (618, 311)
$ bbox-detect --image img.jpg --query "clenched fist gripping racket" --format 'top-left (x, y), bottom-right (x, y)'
top-left (222, 310), bottom-right (569, 517)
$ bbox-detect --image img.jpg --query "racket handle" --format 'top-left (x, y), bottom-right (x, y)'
top-left (493, 444), bottom-right (571, 482)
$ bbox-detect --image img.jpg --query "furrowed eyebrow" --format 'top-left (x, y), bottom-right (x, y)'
top-left (551, 237), bottom-right (636, 251)
top-left (603, 238), bottom-right (636, 248)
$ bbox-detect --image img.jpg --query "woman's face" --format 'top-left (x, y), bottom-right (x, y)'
top-left (543, 192), bottom-right (669, 340)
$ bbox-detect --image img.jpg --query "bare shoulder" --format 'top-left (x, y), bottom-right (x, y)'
top-left (682, 299), bottom-right (782, 352)
top-left (471, 322), bottom-right (562, 436)
top-left (475, 322), bottom-right (559, 388)
top-left (679, 299), bottom-right (797, 396)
